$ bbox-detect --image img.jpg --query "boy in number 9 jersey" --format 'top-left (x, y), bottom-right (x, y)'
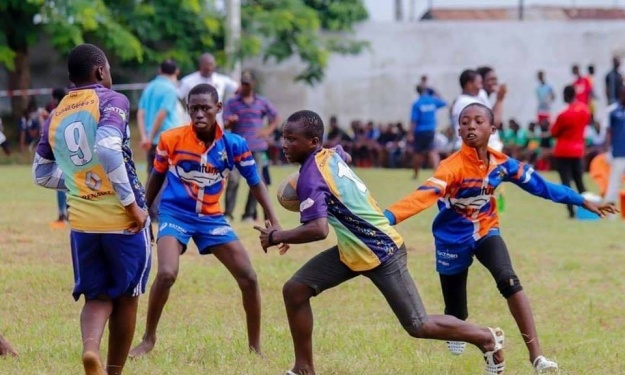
top-left (33, 44), bottom-right (150, 375)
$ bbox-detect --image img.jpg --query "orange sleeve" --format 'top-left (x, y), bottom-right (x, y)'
top-left (153, 135), bottom-right (170, 174)
top-left (386, 164), bottom-right (453, 224)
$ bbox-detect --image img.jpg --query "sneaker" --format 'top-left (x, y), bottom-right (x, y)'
top-left (447, 341), bottom-right (466, 355)
top-left (533, 355), bottom-right (558, 373)
top-left (483, 327), bottom-right (505, 375)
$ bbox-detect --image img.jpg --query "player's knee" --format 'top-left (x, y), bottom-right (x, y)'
top-left (155, 270), bottom-right (177, 288)
top-left (495, 269), bottom-right (523, 298)
top-left (235, 269), bottom-right (258, 292)
top-left (282, 279), bottom-right (311, 305)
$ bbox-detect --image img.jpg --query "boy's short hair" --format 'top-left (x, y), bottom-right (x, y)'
top-left (188, 83), bottom-right (219, 103)
top-left (459, 103), bottom-right (494, 125)
top-left (286, 110), bottom-right (324, 140)
top-left (68, 44), bottom-right (107, 84)
top-left (476, 66), bottom-right (493, 79)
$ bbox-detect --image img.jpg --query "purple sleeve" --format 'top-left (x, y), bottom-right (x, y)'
top-left (35, 117), bottom-right (54, 160)
top-left (297, 163), bottom-right (329, 223)
top-left (263, 98), bottom-right (278, 123)
top-left (99, 91), bottom-right (130, 133)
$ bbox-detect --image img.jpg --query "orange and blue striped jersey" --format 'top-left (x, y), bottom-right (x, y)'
top-left (385, 145), bottom-right (585, 247)
top-left (34, 84), bottom-right (145, 233)
top-left (298, 147), bottom-right (404, 271)
top-left (153, 124), bottom-right (260, 217)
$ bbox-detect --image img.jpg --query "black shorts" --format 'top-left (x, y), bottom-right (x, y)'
top-left (413, 131), bottom-right (436, 153)
top-left (291, 244), bottom-right (428, 331)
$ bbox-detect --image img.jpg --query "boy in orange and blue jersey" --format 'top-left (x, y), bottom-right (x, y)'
top-left (384, 102), bottom-right (616, 374)
top-left (130, 83), bottom-right (286, 358)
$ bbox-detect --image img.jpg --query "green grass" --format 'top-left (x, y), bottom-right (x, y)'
top-left (0, 165), bottom-right (624, 375)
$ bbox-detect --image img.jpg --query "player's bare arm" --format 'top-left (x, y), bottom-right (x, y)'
top-left (248, 182), bottom-right (281, 229)
top-left (254, 217), bottom-right (328, 250)
top-left (145, 171), bottom-right (166, 209)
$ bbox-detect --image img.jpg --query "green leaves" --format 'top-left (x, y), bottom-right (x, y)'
top-left (242, 0), bottom-right (368, 84)
top-left (0, 0), bottom-right (368, 84)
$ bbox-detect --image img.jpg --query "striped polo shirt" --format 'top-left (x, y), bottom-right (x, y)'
top-left (223, 94), bottom-right (278, 152)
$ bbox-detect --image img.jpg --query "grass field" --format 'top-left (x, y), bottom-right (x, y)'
top-left (1, 163), bottom-right (624, 375)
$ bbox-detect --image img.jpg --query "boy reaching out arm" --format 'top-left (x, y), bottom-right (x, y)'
top-left (384, 102), bottom-right (616, 374)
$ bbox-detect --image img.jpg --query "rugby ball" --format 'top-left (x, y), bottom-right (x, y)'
top-left (277, 171), bottom-right (300, 212)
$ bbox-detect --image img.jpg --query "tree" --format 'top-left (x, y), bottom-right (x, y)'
top-left (0, 0), bottom-right (368, 116)
top-left (241, 0), bottom-right (369, 84)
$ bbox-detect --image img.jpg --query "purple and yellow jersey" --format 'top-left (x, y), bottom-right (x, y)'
top-left (34, 84), bottom-right (145, 232)
top-left (385, 145), bottom-right (585, 247)
top-left (297, 148), bottom-right (404, 272)
top-left (153, 124), bottom-right (260, 217)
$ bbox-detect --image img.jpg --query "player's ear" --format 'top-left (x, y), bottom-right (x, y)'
top-left (95, 66), bottom-right (104, 81)
top-left (216, 101), bottom-right (223, 113)
top-left (310, 136), bottom-right (320, 147)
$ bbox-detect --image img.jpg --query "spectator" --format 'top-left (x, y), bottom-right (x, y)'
top-left (178, 53), bottom-right (238, 125)
top-left (409, 85), bottom-right (447, 179)
top-left (572, 64), bottom-right (592, 106)
top-left (137, 59), bottom-right (181, 221)
top-left (324, 116), bottom-right (352, 154)
top-left (45, 88), bottom-right (69, 228)
top-left (605, 56), bottom-right (623, 105)
top-left (502, 119), bottom-right (528, 160)
top-left (536, 70), bottom-right (555, 124)
top-left (223, 70), bottom-right (280, 223)
top-left (417, 74), bottom-right (440, 97)
top-left (584, 120), bottom-right (606, 168)
top-left (0, 118), bottom-right (10, 156)
top-left (18, 101), bottom-right (41, 153)
top-left (137, 59), bottom-right (181, 176)
top-left (551, 85), bottom-right (590, 218)
top-left (604, 86), bottom-right (625, 207)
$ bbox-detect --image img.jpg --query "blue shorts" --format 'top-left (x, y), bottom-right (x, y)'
top-left (435, 230), bottom-right (500, 275)
top-left (70, 228), bottom-right (152, 301)
top-left (157, 211), bottom-right (239, 254)
top-left (413, 131), bottom-right (436, 153)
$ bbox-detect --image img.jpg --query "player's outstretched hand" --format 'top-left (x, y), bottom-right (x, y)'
top-left (582, 200), bottom-right (619, 218)
top-left (125, 203), bottom-right (149, 233)
top-left (254, 220), bottom-right (290, 254)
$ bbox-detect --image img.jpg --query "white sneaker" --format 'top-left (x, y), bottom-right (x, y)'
top-left (484, 327), bottom-right (505, 375)
top-left (533, 355), bottom-right (558, 373)
top-left (447, 341), bottom-right (466, 355)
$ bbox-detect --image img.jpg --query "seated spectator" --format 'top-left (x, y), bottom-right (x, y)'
top-left (535, 119), bottom-right (554, 171)
top-left (502, 118), bottom-right (529, 160)
top-left (324, 116), bottom-right (352, 156)
top-left (584, 120), bottom-right (606, 169)
top-left (18, 103), bottom-right (42, 153)
top-left (0, 118), bottom-right (10, 156)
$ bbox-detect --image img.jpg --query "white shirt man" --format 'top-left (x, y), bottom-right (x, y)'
top-left (178, 53), bottom-right (238, 125)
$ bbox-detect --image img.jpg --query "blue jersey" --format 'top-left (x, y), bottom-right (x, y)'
top-left (609, 105), bottom-right (625, 157)
top-left (411, 94), bottom-right (447, 133)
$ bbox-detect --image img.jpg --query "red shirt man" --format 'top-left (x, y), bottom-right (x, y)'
top-left (572, 65), bottom-right (592, 105)
top-left (551, 91), bottom-right (590, 158)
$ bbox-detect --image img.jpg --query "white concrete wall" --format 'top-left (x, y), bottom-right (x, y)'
top-left (251, 20), bottom-right (625, 129)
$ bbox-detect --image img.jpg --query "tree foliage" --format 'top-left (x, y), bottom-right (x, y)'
top-left (0, 0), bottom-right (368, 112)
